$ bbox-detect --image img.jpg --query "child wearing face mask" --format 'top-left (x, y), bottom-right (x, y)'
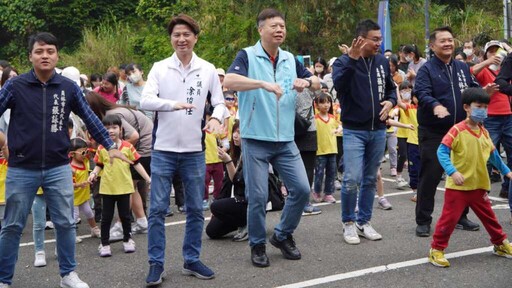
top-left (396, 81), bottom-right (420, 201)
top-left (312, 57), bottom-right (328, 80)
top-left (428, 87), bottom-right (512, 268)
top-left (121, 64), bottom-right (153, 120)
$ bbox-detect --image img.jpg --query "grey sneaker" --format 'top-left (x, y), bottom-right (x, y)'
top-left (302, 203), bottom-right (322, 216)
top-left (355, 222), bottom-right (382, 241)
top-left (343, 222), bottom-right (360, 245)
top-left (378, 197), bottom-right (392, 210)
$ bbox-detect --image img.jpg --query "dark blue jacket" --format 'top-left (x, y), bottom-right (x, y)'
top-left (414, 55), bottom-right (480, 134)
top-left (0, 70), bottom-right (114, 169)
top-left (332, 54), bottom-right (397, 131)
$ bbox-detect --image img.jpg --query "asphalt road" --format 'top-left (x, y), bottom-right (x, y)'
top-left (7, 164), bottom-right (512, 288)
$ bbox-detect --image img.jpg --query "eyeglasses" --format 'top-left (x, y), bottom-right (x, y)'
top-left (364, 37), bottom-right (383, 44)
top-left (225, 97), bottom-right (235, 101)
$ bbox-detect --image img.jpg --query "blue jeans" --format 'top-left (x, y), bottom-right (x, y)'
top-left (32, 195), bottom-right (47, 252)
top-left (484, 115), bottom-right (512, 191)
top-left (341, 129), bottom-right (386, 225)
top-left (314, 154), bottom-right (337, 195)
top-left (0, 165), bottom-right (75, 284)
top-left (147, 150), bottom-right (205, 265)
top-left (242, 139), bottom-right (310, 246)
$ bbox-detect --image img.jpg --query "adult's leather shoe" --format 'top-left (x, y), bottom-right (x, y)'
top-left (416, 224), bottom-right (430, 237)
top-left (269, 233), bottom-right (301, 260)
top-left (455, 217), bottom-right (480, 231)
top-left (251, 244), bottom-right (269, 267)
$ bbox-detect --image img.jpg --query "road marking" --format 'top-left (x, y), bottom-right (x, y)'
top-left (275, 246), bottom-right (494, 288)
top-left (19, 217), bottom-right (212, 247)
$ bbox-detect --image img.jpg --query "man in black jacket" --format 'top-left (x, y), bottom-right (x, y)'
top-left (414, 26), bottom-right (497, 237)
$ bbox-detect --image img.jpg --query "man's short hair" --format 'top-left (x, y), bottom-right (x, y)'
top-left (429, 26), bottom-right (454, 44)
top-left (355, 19), bottom-right (380, 38)
top-left (257, 8), bottom-right (285, 27)
top-left (461, 87), bottom-right (490, 105)
top-left (28, 32), bottom-right (59, 53)
top-left (167, 14), bottom-right (200, 36)
top-left (464, 40), bottom-right (475, 48)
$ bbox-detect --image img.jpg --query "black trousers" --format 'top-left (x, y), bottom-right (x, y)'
top-left (416, 128), bottom-right (469, 225)
top-left (205, 198), bottom-right (247, 239)
top-left (300, 151), bottom-right (316, 187)
top-left (397, 137), bottom-right (408, 173)
top-left (101, 194), bottom-right (131, 245)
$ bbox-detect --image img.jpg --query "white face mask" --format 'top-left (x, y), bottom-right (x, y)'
top-left (463, 48), bottom-right (473, 57)
top-left (405, 56), bottom-right (413, 62)
top-left (401, 91), bottom-right (411, 100)
top-left (315, 67), bottom-right (324, 74)
top-left (128, 71), bottom-right (142, 83)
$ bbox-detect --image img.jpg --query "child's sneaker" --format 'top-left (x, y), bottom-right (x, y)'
top-left (493, 239), bottom-right (512, 258)
top-left (202, 199), bottom-right (209, 211)
top-left (90, 226), bottom-right (101, 238)
top-left (123, 239), bottom-right (136, 253)
top-left (323, 194), bottom-right (336, 203)
top-left (396, 177), bottom-right (408, 189)
top-left (378, 197), bottom-right (393, 210)
top-left (75, 237), bottom-right (82, 244)
top-left (34, 251), bottom-right (46, 267)
top-left (302, 203), bottom-right (321, 216)
top-left (428, 248), bottom-right (450, 267)
top-left (98, 244), bottom-right (112, 257)
top-left (311, 192), bottom-right (322, 203)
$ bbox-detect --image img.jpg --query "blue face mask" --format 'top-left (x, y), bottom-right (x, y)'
top-left (470, 107), bottom-right (487, 123)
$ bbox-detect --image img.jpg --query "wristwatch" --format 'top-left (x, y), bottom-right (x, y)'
top-left (305, 78), bottom-right (312, 88)
top-left (108, 143), bottom-right (118, 151)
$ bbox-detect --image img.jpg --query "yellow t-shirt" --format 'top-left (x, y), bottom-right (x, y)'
top-left (396, 107), bottom-right (410, 138)
top-left (315, 114), bottom-right (339, 155)
top-left (205, 132), bottom-right (222, 164)
top-left (95, 141), bottom-right (140, 195)
top-left (405, 104), bottom-right (418, 145)
top-left (72, 159), bottom-right (91, 206)
top-left (442, 121), bottom-right (494, 191)
top-left (0, 158), bottom-right (7, 204)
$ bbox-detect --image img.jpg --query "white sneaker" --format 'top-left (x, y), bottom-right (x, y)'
top-left (343, 222), bottom-right (360, 245)
top-left (334, 180), bottom-right (342, 190)
top-left (98, 245), bottom-right (112, 257)
top-left (60, 271), bottom-right (89, 288)
top-left (45, 221), bottom-right (54, 230)
top-left (75, 237), bottom-right (82, 244)
top-left (0, 283), bottom-right (10, 287)
top-left (34, 251), bottom-right (46, 267)
top-left (355, 222), bottom-right (382, 241)
top-left (396, 177), bottom-right (408, 189)
top-left (109, 222), bottom-right (124, 241)
top-left (90, 226), bottom-right (101, 238)
top-left (131, 222), bottom-right (148, 234)
top-left (123, 239), bottom-right (136, 253)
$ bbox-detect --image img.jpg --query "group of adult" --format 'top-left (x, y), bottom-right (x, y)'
top-left (0, 7), bottom-right (510, 288)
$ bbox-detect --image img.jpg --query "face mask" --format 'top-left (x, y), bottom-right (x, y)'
top-left (401, 91), bottom-right (411, 100)
top-left (315, 67), bottom-right (324, 74)
top-left (463, 48), bottom-right (473, 57)
top-left (405, 56), bottom-right (413, 62)
top-left (129, 72), bottom-right (142, 83)
top-left (469, 107), bottom-right (487, 123)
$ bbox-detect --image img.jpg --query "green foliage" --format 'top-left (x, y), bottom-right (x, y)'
top-left (0, 0), bottom-right (506, 74)
top-left (59, 21), bottom-right (137, 75)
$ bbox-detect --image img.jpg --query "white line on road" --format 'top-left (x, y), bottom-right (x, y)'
top-left (275, 246), bottom-right (494, 288)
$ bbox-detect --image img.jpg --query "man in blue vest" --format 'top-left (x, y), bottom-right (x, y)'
top-left (224, 8), bottom-right (320, 268)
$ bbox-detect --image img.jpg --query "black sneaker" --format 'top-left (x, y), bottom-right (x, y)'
top-left (251, 244), bottom-right (270, 267)
top-left (146, 263), bottom-right (165, 286)
top-left (455, 217), bottom-right (480, 231)
top-left (269, 233), bottom-right (301, 260)
top-left (416, 224), bottom-right (430, 237)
